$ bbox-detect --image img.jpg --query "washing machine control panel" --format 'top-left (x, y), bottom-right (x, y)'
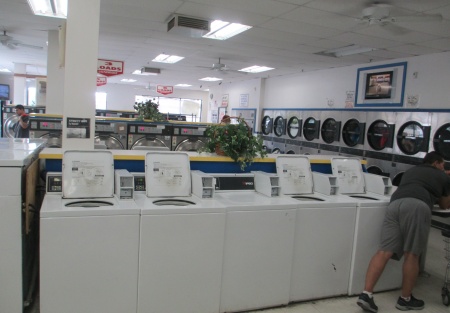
top-left (173, 127), bottom-right (206, 136)
top-left (46, 172), bottom-right (62, 193)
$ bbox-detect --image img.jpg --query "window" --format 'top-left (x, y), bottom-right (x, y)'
top-left (134, 96), bottom-right (202, 122)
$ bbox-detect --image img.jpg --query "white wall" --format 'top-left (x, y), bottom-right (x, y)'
top-left (97, 83), bottom-right (209, 121)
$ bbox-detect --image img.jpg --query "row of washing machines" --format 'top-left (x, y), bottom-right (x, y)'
top-left (40, 152), bottom-right (400, 313)
top-left (262, 109), bottom-right (450, 185)
top-left (2, 115), bottom-right (210, 151)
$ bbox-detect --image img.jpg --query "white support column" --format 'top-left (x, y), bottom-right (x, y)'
top-left (62, 0), bottom-right (100, 149)
top-left (13, 63), bottom-right (26, 105)
top-left (46, 29), bottom-right (64, 115)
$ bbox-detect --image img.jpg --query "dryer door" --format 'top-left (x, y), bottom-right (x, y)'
top-left (287, 116), bottom-right (301, 139)
top-left (321, 118), bottom-right (340, 144)
top-left (41, 133), bottom-right (62, 148)
top-left (367, 120), bottom-right (394, 151)
top-left (433, 123), bottom-right (450, 160)
top-left (3, 115), bottom-right (18, 138)
top-left (95, 135), bottom-right (124, 150)
top-left (175, 138), bottom-right (205, 151)
top-left (396, 121), bottom-right (430, 155)
top-left (303, 117), bottom-right (320, 141)
top-left (131, 136), bottom-right (169, 150)
top-left (273, 116), bottom-right (286, 137)
top-left (342, 119), bottom-right (365, 147)
top-left (261, 116), bottom-right (273, 135)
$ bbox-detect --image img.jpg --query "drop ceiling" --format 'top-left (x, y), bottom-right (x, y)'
top-left (1, 0), bottom-right (449, 91)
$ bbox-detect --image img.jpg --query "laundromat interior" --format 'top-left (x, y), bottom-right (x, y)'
top-left (2, 1), bottom-right (450, 313)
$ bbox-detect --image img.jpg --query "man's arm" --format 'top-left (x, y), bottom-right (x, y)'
top-left (438, 195), bottom-right (450, 210)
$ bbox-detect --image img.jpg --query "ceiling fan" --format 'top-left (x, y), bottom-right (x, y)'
top-left (355, 3), bottom-right (442, 34)
top-left (0, 30), bottom-right (43, 50)
top-left (198, 58), bottom-right (245, 74)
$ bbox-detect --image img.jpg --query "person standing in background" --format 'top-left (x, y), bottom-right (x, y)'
top-left (14, 104), bottom-right (30, 138)
top-left (357, 151), bottom-right (450, 312)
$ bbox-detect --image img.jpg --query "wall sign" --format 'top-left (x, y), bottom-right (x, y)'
top-left (97, 59), bottom-right (124, 77)
top-left (96, 77), bottom-right (107, 86)
top-left (239, 94), bottom-right (249, 107)
top-left (157, 85), bottom-right (173, 95)
top-left (67, 117), bottom-right (90, 138)
top-left (221, 94), bottom-right (229, 107)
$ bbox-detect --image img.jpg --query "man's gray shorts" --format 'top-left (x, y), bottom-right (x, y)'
top-left (379, 198), bottom-right (431, 260)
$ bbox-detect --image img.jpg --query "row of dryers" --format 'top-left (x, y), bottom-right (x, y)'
top-left (3, 115), bottom-right (210, 151)
top-left (262, 109), bottom-right (450, 183)
top-left (40, 152), bottom-right (399, 313)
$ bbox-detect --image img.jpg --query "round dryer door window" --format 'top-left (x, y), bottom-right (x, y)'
top-left (367, 120), bottom-right (390, 151)
top-left (95, 135), bottom-right (124, 150)
top-left (321, 118), bottom-right (338, 144)
top-left (3, 115), bottom-right (18, 138)
top-left (303, 117), bottom-right (318, 141)
top-left (287, 116), bottom-right (301, 138)
top-left (273, 116), bottom-right (285, 137)
top-left (397, 122), bottom-right (425, 155)
top-left (433, 123), bottom-right (450, 160)
top-left (131, 137), bottom-right (168, 150)
top-left (342, 119), bottom-right (362, 147)
top-left (41, 133), bottom-right (62, 148)
top-left (175, 138), bottom-right (205, 151)
top-left (261, 116), bottom-right (273, 135)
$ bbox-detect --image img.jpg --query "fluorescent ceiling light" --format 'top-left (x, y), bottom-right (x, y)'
top-left (239, 65), bottom-right (274, 73)
top-left (152, 54), bottom-right (184, 64)
top-left (27, 0), bottom-right (67, 18)
top-left (175, 84), bottom-right (192, 87)
top-left (203, 20), bottom-right (252, 40)
top-left (0, 68), bottom-right (11, 73)
top-left (121, 79), bottom-right (137, 83)
top-left (199, 77), bottom-right (222, 82)
top-left (318, 44), bottom-right (377, 57)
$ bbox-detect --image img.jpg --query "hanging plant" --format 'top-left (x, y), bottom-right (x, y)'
top-left (134, 99), bottom-right (166, 121)
top-left (200, 116), bottom-right (267, 171)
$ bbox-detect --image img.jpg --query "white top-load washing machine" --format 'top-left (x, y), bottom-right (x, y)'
top-left (40, 151), bottom-right (140, 313)
top-left (135, 152), bottom-right (226, 313)
top-left (209, 172), bottom-right (297, 313)
top-left (329, 157), bottom-right (402, 295)
top-left (274, 155), bottom-right (357, 302)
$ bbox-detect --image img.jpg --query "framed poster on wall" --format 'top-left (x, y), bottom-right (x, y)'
top-left (218, 107), bottom-right (227, 122)
top-left (355, 62), bottom-right (407, 107)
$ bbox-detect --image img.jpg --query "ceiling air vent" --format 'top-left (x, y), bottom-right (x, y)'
top-left (167, 14), bottom-right (210, 38)
top-left (141, 67), bottom-right (161, 75)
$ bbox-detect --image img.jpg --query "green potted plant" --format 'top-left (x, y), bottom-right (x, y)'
top-left (200, 116), bottom-right (268, 171)
top-left (134, 99), bottom-right (166, 121)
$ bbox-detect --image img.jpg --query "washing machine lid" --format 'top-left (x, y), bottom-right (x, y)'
top-left (276, 155), bottom-right (314, 194)
top-left (175, 138), bottom-right (205, 151)
top-left (62, 150), bottom-right (114, 199)
top-left (95, 135), bottom-right (124, 150)
top-left (145, 152), bottom-right (191, 197)
top-left (331, 158), bottom-right (365, 194)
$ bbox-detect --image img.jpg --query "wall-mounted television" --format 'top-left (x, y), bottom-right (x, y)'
top-left (0, 84), bottom-right (10, 100)
top-left (364, 71), bottom-right (393, 100)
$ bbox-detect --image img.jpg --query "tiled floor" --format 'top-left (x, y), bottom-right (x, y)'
top-left (27, 226), bottom-right (449, 313)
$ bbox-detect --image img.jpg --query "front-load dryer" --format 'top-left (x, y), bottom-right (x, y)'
top-left (329, 157), bottom-right (402, 295)
top-left (319, 110), bottom-right (341, 156)
top-left (340, 111), bottom-right (366, 157)
top-left (135, 152), bottom-right (226, 313)
top-left (171, 124), bottom-right (208, 152)
top-left (393, 111), bottom-right (431, 159)
top-left (261, 110), bottom-right (275, 152)
top-left (40, 151), bottom-right (140, 313)
top-left (128, 122), bottom-right (172, 151)
top-left (29, 116), bottom-right (63, 148)
top-left (275, 155), bottom-right (357, 302)
top-left (285, 110), bottom-right (302, 153)
top-left (211, 173), bottom-right (297, 313)
top-left (430, 111), bottom-right (450, 161)
top-left (364, 111), bottom-right (396, 154)
top-left (94, 119), bottom-right (128, 149)
top-left (301, 111), bottom-right (321, 155)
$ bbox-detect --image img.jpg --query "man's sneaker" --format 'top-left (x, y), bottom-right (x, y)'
top-left (357, 293), bottom-right (378, 313)
top-left (395, 295), bottom-right (425, 311)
